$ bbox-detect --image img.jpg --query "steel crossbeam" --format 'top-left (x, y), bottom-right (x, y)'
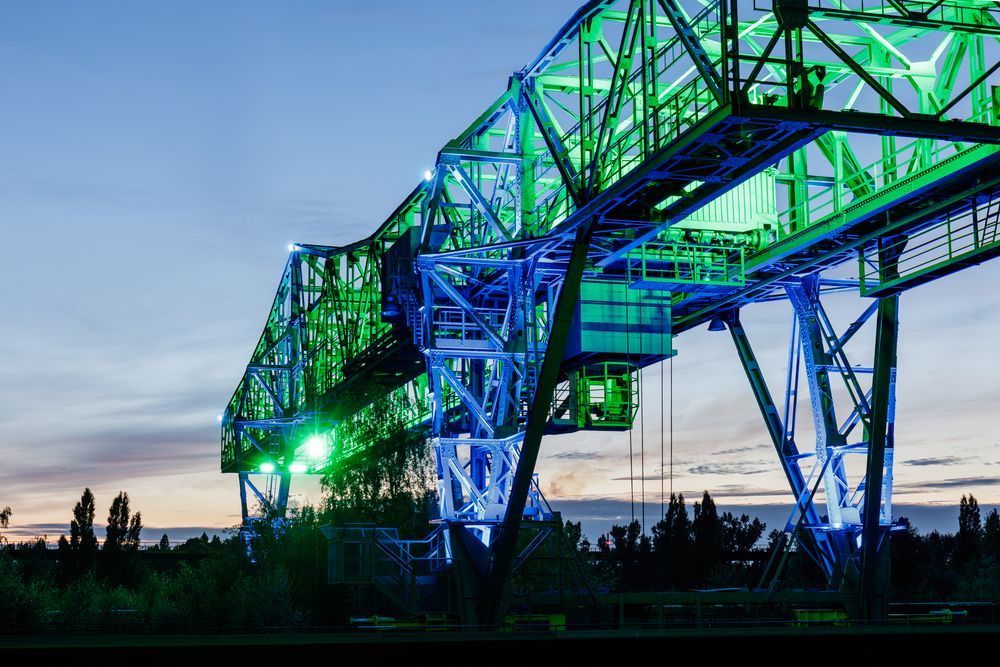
top-left (222, 0), bottom-right (999, 621)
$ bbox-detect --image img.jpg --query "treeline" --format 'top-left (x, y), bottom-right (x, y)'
top-left (580, 492), bottom-right (1000, 600)
top-left (54, 488), bottom-right (143, 587)
top-left (2, 487), bottom-right (1000, 632)
top-left (0, 489), bottom-right (336, 631)
top-left (565, 491), bottom-right (769, 591)
top-left (892, 495), bottom-right (1000, 601)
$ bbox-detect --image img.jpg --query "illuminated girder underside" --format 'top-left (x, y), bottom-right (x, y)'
top-left (223, 0), bottom-right (1000, 609)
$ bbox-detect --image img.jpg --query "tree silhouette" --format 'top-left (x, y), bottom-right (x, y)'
top-left (889, 516), bottom-right (923, 597)
top-left (563, 520), bottom-right (585, 553)
top-left (0, 506), bottom-right (11, 544)
top-left (651, 493), bottom-right (693, 589)
top-left (105, 491), bottom-right (142, 552)
top-left (322, 426), bottom-right (435, 539)
top-left (65, 488), bottom-right (98, 579)
top-left (720, 511), bottom-right (766, 560)
top-left (692, 491), bottom-right (723, 583)
top-left (983, 508), bottom-right (1000, 562)
top-left (956, 494), bottom-right (982, 567)
top-left (102, 491), bottom-right (143, 586)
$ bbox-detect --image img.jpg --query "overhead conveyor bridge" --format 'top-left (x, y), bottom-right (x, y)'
top-left (222, 0), bottom-right (1000, 623)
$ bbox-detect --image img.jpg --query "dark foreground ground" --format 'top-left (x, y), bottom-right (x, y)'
top-left (3, 624), bottom-right (1000, 656)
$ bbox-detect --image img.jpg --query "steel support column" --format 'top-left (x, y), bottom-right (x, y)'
top-left (219, 0), bottom-right (997, 622)
top-left (859, 243), bottom-right (901, 620)
top-left (726, 308), bottom-right (834, 575)
top-left (484, 218), bottom-right (597, 625)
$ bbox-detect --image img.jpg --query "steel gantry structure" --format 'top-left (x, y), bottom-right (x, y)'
top-left (221, 0), bottom-right (1000, 623)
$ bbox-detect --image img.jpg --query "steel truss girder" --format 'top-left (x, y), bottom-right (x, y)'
top-left (808, 5), bottom-right (1000, 36)
top-left (418, 199), bottom-right (549, 547)
top-left (673, 153), bottom-right (1000, 333)
top-left (731, 274), bottom-right (898, 597)
top-left (222, 0), bottom-right (999, 623)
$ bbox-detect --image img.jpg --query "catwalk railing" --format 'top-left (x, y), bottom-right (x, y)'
top-left (223, 0), bottom-right (999, 621)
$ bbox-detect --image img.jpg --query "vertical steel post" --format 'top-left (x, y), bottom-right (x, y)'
top-left (484, 218), bottom-right (597, 625)
top-left (726, 308), bottom-right (833, 576)
top-left (859, 243), bottom-right (901, 620)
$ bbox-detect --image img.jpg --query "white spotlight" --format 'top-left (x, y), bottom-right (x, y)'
top-left (305, 435), bottom-right (328, 458)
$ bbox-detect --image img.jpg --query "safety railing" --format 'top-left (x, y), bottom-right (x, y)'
top-left (859, 188), bottom-right (1000, 295)
top-left (629, 241), bottom-right (746, 288)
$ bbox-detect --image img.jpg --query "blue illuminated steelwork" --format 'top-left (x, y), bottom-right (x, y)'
top-left (223, 0), bottom-right (1000, 621)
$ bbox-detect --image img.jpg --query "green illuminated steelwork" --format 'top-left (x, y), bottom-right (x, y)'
top-left (566, 280), bottom-right (672, 361)
top-left (552, 362), bottom-right (639, 430)
top-left (223, 0), bottom-right (999, 620)
top-left (629, 241), bottom-right (746, 288)
top-left (222, 193), bottom-right (436, 522)
top-left (859, 188), bottom-right (1000, 295)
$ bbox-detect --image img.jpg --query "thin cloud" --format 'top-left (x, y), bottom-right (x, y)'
top-left (710, 445), bottom-right (761, 456)
top-left (905, 456), bottom-right (965, 467)
top-left (1, 422), bottom-right (220, 501)
top-left (709, 443), bottom-right (771, 456)
top-left (610, 473), bottom-right (688, 482)
top-left (548, 451), bottom-right (604, 461)
top-left (710, 486), bottom-right (791, 498)
top-left (896, 477), bottom-right (998, 491)
top-left (4, 522), bottom-right (232, 543)
top-left (688, 462), bottom-right (771, 475)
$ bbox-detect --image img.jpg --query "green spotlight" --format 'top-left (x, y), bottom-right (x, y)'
top-left (305, 435), bottom-right (328, 458)
top-left (259, 462), bottom-right (275, 473)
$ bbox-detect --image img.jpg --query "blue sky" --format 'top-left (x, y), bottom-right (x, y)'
top-left (1, 1), bottom-right (996, 542)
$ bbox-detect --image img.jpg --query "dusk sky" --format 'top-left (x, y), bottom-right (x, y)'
top-left (2, 1), bottom-right (997, 543)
